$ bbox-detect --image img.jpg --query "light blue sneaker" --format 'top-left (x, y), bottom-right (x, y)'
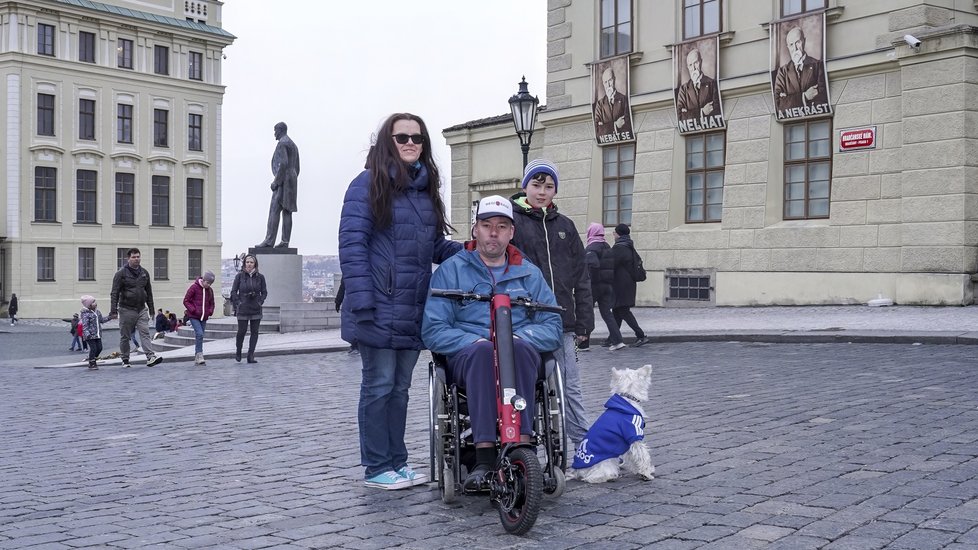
top-left (396, 466), bottom-right (429, 487)
top-left (364, 470), bottom-right (411, 490)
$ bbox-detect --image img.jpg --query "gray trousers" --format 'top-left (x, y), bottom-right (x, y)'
top-left (118, 307), bottom-right (156, 362)
top-left (553, 332), bottom-right (591, 447)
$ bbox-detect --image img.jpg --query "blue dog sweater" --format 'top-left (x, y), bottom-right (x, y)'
top-left (572, 394), bottom-right (645, 469)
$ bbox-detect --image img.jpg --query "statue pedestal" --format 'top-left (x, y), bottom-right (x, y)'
top-left (250, 248), bottom-right (301, 308)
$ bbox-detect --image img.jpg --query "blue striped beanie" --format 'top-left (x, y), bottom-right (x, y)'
top-left (521, 158), bottom-right (560, 192)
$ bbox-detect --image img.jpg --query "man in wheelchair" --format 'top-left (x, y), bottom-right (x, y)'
top-left (422, 195), bottom-right (563, 490)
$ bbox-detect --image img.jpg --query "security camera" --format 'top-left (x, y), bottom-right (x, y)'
top-left (904, 34), bottom-right (921, 49)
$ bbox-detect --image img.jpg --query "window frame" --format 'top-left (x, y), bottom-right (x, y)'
top-left (188, 249), bottom-right (202, 281)
top-left (151, 175), bottom-right (170, 226)
top-left (37, 93), bottom-right (55, 136)
top-left (34, 166), bottom-right (57, 222)
top-left (599, 0), bottom-right (633, 59)
top-left (115, 172), bottom-right (135, 225)
top-left (189, 50), bottom-right (203, 80)
top-left (186, 178), bottom-right (205, 228)
top-left (117, 38), bottom-right (133, 69)
top-left (601, 144), bottom-right (635, 226)
top-left (188, 113), bottom-right (203, 151)
top-left (117, 104), bottom-right (133, 143)
top-left (684, 131), bottom-right (725, 223)
top-left (783, 118), bottom-right (832, 220)
top-left (154, 248), bottom-right (169, 281)
top-left (37, 247), bottom-right (55, 281)
top-left (78, 247), bottom-right (95, 281)
top-left (154, 44), bottom-right (169, 75)
top-left (37, 23), bottom-right (55, 56)
top-left (154, 108), bottom-right (169, 147)
top-left (76, 169), bottom-right (98, 224)
top-left (79, 98), bottom-right (96, 141)
top-left (116, 248), bottom-right (128, 270)
top-left (79, 31), bottom-right (96, 63)
top-left (683, 0), bottom-right (722, 40)
top-left (782, 0), bottom-right (826, 17)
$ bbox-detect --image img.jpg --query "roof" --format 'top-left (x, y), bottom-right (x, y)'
top-left (442, 105), bottom-right (547, 133)
top-left (53, 0), bottom-right (236, 40)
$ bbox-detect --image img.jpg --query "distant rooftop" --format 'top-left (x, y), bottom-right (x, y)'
top-left (54, 0), bottom-right (236, 39)
top-left (443, 105), bottom-right (547, 133)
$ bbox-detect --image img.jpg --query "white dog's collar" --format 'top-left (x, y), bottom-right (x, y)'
top-left (619, 392), bottom-right (643, 403)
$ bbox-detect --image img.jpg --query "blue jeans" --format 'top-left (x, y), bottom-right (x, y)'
top-left (357, 345), bottom-right (420, 479)
top-left (553, 332), bottom-right (591, 447)
top-left (189, 319), bottom-right (207, 353)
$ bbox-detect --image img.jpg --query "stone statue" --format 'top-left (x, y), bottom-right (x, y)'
top-left (255, 122), bottom-right (300, 248)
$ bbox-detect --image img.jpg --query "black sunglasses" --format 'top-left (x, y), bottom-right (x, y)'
top-left (392, 133), bottom-right (424, 145)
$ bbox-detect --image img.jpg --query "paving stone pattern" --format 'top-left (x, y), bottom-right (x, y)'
top-left (2, 342), bottom-right (978, 549)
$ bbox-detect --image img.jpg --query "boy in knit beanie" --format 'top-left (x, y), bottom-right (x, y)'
top-left (79, 295), bottom-right (108, 370)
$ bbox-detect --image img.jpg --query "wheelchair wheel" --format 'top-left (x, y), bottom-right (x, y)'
top-left (433, 377), bottom-right (457, 503)
top-left (495, 447), bottom-right (543, 535)
top-left (549, 466), bottom-right (565, 498)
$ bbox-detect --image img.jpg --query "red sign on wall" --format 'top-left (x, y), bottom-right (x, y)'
top-left (839, 126), bottom-right (877, 152)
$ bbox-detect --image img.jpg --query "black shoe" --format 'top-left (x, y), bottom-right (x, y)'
top-left (463, 464), bottom-right (490, 491)
top-left (88, 361), bottom-right (98, 370)
top-left (122, 360), bottom-right (132, 368)
top-left (634, 336), bottom-right (649, 347)
top-left (235, 349), bottom-right (242, 362)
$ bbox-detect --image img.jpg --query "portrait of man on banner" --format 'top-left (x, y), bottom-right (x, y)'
top-left (770, 12), bottom-right (832, 121)
top-left (674, 37), bottom-right (725, 134)
top-left (592, 57), bottom-right (635, 145)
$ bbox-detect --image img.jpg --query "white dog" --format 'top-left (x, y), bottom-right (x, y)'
top-left (567, 364), bottom-right (655, 483)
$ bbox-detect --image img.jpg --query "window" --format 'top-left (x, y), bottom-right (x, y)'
top-left (154, 45), bottom-right (169, 75)
top-left (38, 23), bottom-right (55, 56)
top-left (186, 178), bottom-right (204, 227)
top-left (154, 109), bottom-right (169, 147)
top-left (668, 273), bottom-right (712, 301)
top-left (188, 113), bottom-right (203, 151)
top-left (115, 173), bottom-right (135, 225)
top-left (117, 104), bottom-right (133, 143)
top-left (782, 0), bottom-right (826, 16)
top-left (79, 31), bottom-right (95, 63)
top-left (685, 132), bottom-right (725, 223)
top-left (601, 144), bottom-right (634, 226)
top-left (37, 247), bottom-right (55, 281)
top-left (152, 175), bottom-right (170, 226)
top-left (117, 38), bottom-right (133, 69)
top-left (37, 93), bottom-right (55, 136)
top-left (684, 0), bottom-right (721, 39)
top-left (189, 51), bottom-right (203, 80)
top-left (78, 248), bottom-right (95, 281)
top-left (117, 248), bottom-right (128, 270)
top-left (154, 249), bottom-right (168, 280)
top-left (784, 119), bottom-right (832, 219)
top-left (76, 170), bottom-right (97, 224)
top-left (79, 99), bottom-right (95, 140)
top-left (599, 0), bottom-right (632, 59)
top-left (188, 249), bottom-right (202, 280)
top-left (34, 167), bottom-right (57, 222)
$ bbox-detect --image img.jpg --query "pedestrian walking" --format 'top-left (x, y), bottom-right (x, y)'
top-left (339, 112), bottom-right (462, 489)
top-left (611, 223), bottom-right (648, 346)
top-left (79, 295), bottom-right (108, 370)
top-left (68, 313), bottom-right (83, 351)
top-left (230, 254), bottom-right (267, 364)
top-left (108, 248), bottom-right (162, 368)
top-left (585, 222), bottom-right (626, 350)
top-left (509, 158), bottom-right (594, 449)
top-left (7, 293), bottom-right (17, 325)
top-left (183, 271), bottom-right (216, 366)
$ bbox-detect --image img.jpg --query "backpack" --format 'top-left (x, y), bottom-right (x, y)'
top-left (630, 247), bottom-right (647, 282)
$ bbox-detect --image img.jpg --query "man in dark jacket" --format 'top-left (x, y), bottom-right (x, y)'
top-left (510, 158), bottom-right (594, 448)
top-left (109, 248), bottom-right (162, 368)
top-left (610, 224), bottom-right (648, 346)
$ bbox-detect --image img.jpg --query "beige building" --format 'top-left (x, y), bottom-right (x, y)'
top-left (0, 0), bottom-right (234, 318)
top-left (445, 0), bottom-right (978, 306)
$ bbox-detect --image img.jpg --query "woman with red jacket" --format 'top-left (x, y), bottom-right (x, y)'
top-left (183, 271), bottom-right (215, 366)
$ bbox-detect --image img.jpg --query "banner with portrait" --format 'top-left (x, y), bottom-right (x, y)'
top-left (591, 57), bottom-right (636, 145)
top-left (673, 36), bottom-right (726, 134)
top-left (770, 12), bottom-right (832, 121)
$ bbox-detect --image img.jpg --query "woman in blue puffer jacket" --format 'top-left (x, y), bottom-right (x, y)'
top-left (339, 112), bottom-right (461, 490)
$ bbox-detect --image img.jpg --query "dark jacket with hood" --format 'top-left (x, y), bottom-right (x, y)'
top-left (509, 192), bottom-right (594, 336)
top-left (110, 265), bottom-right (154, 315)
top-left (611, 234), bottom-right (639, 308)
top-left (339, 164), bottom-right (462, 350)
top-left (585, 241), bottom-right (616, 300)
top-left (231, 270), bottom-right (268, 318)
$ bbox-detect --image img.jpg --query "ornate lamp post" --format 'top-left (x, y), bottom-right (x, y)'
top-left (508, 76), bottom-right (540, 170)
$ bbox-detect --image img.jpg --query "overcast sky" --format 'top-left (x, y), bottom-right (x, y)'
top-left (219, 1), bottom-right (547, 258)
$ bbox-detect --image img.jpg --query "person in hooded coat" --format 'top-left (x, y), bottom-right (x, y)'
top-left (585, 222), bottom-right (625, 349)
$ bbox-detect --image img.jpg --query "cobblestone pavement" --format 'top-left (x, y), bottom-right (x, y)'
top-left (2, 342), bottom-right (978, 549)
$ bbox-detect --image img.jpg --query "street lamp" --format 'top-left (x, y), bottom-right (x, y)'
top-left (233, 252), bottom-right (245, 272)
top-left (508, 76), bottom-right (539, 170)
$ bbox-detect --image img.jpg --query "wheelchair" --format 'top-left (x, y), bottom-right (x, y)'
top-left (428, 350), bottom-right (568, 511)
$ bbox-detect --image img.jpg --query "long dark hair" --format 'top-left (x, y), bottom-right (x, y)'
top-left (365, 113), bottom-right (452, 236)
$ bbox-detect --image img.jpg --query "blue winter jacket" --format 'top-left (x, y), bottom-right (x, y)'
top-left (339, 165), bottom-right (461, 350)
top-left (422, 242), bottom-right (563, 358)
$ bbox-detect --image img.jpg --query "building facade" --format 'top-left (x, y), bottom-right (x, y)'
top-left (444, 0), bottom-right (978, 306)
top-left (0, 0), bottom-right (234, 317)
